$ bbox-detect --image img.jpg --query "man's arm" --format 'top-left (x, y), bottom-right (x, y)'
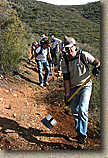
top-left (57, 41), bottom-right (62, 48)
top-left (63, 77), bottom-right (70, 106)
top-left (64, 80), bottom-right (70, 97)
top-left (47, 50), bottom-right (52, 61)
top-left (92, 58), bottom-right (100, 67)
top-left (63, 73), bottom-right (70, 97)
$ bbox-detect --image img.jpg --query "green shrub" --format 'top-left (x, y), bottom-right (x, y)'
top-left (0, 4), bottom-right (26, 75)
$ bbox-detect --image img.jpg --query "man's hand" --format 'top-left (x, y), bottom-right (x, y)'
top-left (92, 66), bottom-right (100, 76)
top-left (64, 96), bottom-right (70, 106)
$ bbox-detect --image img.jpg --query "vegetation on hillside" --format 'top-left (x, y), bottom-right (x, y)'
top-left (62, 1), bottom-right (100, 24)
top-left (0, 1), bottom-right (26, 75)
top-left (8, 0), bottom-right (100, 50)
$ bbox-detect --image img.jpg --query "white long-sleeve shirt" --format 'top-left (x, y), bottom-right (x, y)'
top-left (52, 38), bottom-right (62, 49)
top-left (35, 46), bottom-right (48, 60)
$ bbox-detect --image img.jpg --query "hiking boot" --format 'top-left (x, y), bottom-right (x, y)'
top-left (40, 83), bottom-right (43, 87)
top-left (77, 137), bottom-right (86, 150)
top-left (44, 82), bottom-right (49, 86)
top-left (57, 71), bottom-right (61, 77)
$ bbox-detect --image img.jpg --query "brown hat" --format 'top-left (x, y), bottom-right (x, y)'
top-left (64, 37), bottom-right (76, 48)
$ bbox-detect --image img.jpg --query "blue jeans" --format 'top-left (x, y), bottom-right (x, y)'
top-left (36, 60), bottom-right (50, 84)
top-left (70, 85), bottom-right (92, 138)
top-left (52, 47), bottom-right (58, 66)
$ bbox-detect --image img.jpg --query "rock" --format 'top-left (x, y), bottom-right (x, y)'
top-left (13, 114), bottom-right (16, 117)
top-left (5, 90), bottom-right (9, 93)
top-left (26, 102), bottom-right (29, 106)
top-left (9, 89), bottom-right (12, 92)
top-left (14, 94), bottom-right (18, 97)
top-left (0, 98), bottom-right (3, 101)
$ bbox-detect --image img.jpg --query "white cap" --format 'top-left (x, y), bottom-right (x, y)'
top-left (41, 34), bottom-right (47, 39)
top-left (64, 37), bottom-right (76, 48)
top-left (51, 35), bottom-right (55, 39)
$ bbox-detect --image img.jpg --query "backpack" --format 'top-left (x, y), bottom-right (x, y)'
top-left (63, 50), bottom-right (89, 73)
top-left (31, 42), bottom-right (43, 57)
top-left (35, 46), bottom-right (43, 58)
top-left (77, 50), bottom-right (89, 69)
top-left (32, 42), bottom-right (39, 49)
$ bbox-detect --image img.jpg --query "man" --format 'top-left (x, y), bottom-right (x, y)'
top-left (58, 36), bottom-right (68, 76)
top-left (40, 34), bottom-right (47, 46)
top-left (51, 35), bottom-right (62, 66)
top-left (31, 42), bottom-right (39, 56)
top-left (61, 37), bottom-right (100, 149)
top-left (30, 40), bottom-right (51, 87)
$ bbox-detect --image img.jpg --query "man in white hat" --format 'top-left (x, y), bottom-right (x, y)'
top-left (40, 34), bottom-right (48, 46)
top-left (51, 35), bottom-right (62, 66)
top-left (61, 37), bottom-right (100, 149)
top-left (30, 40), bottom-right (51, 87)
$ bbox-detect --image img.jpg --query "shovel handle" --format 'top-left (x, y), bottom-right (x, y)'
top-left (52, 73), bottom-right (94, 119)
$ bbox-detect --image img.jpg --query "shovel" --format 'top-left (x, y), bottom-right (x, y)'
top-left (41, 73), bottom-right (94, 130)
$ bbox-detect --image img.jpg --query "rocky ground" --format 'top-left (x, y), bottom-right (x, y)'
top-left (0, 53), bottom-right (100, 150)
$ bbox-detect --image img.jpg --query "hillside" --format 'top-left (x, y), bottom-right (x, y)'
top-left (62, 1), bottom-right (100, 24)
top-left (7, 0), bottom-right (100, 50)
top-left (0, 0), bottom-right (100, 150)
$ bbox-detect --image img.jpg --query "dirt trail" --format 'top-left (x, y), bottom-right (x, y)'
top-left (0, 53), bottom-right (100, 150)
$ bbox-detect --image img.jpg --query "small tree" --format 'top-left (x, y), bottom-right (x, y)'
top-left (0, 2), bottom-right (26, 75)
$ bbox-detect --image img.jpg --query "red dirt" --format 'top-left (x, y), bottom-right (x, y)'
top-left (0, 52), bottom-right (100, 150)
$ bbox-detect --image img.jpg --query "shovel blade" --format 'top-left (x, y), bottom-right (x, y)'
top-left (41, 115), bottom-right (57, 130)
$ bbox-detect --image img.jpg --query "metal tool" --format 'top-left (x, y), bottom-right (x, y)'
top-left (50, 62), bottom-right (54, 81)
top-left (41, 73), bottom-right (94, 130)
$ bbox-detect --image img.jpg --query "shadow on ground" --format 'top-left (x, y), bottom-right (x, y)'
top-left (14, 71), bottom-right (39, 86)
top-left (0, 117), bottom-right (76, 150)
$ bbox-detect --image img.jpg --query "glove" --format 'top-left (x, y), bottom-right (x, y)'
top-left (64, 96), bottom-right (70, 106)
top-left (92, 66), bottom-right (100, 76)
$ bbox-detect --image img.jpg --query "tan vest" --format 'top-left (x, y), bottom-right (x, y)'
top-left (61, 51), bottom-right (95, 89)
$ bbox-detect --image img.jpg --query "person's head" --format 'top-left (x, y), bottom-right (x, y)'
top-left (51, 35), bottom-right (55, 39)
top-left (41, 34), bottom-right (47, 40)
top-left (44, 40), bottom-right (50, 49)
top-left (64, 35), bottom-right (68, 40)
top-left (64, 37), bottom-right (77, 59)
top-left (51, 35), bottom-right (56, 43)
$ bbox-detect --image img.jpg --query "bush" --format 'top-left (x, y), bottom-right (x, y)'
top-left (0, 4), bottom-right (26, 75)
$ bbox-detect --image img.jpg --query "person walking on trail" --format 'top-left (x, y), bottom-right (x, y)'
top-left (30, 40), bottom-right (52, 87)
top-left (40, 34), bottom-right (48, 46)
top-left (31, 42), bottom-right (39, 56)
top-left (58, 36), bottom-right (68, 76)
top-left (51, 35), bottom-right (62, 66)
top-left (31, 34), bottom-right (48, 57)
top-left (61, 37), bottom-right (100, 149)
